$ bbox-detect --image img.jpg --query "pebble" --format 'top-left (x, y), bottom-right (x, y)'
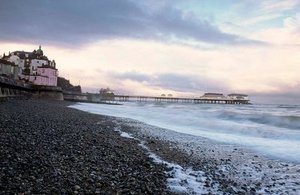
top-left (74, 185), bottom-right (81, 190)
top-left (0, 100), bottom-right (171, 194)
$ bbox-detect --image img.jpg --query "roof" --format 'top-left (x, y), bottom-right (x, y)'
top-left (37, 65), bottom-right (58, 70)
top-left (0, 59), bottom-right (16, 66)
top-left (11, 51), bottom-right (34, 59)
top-left (203, 93), bottom-right (224, 96)
top-left (11, 50), bottom-right (48, 60)
top-left (228, 93), bottom-right (248, 97)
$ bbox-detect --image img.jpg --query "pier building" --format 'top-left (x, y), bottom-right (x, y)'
top-left (228, 94), bottom-right (249, 100)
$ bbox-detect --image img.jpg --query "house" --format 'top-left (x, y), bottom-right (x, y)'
top-left (228, 94), bottom-right (249, 100)
top-left (201, 93), bottom-right (226, 99)
top-left (28, 65), bottom-right (58, 86)
top-left (0, 59), bottom-right (20, 79)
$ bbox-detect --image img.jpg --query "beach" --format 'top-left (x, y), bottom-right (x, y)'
top-left (1, 100), bottom-right (300, 194)
top-left (0, 100), bottom-right (170, 194)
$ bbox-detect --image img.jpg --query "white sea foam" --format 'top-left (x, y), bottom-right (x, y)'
top-left (120, 132), bottom-right (135, 139)
top-left (114, 127), bottom-right (136, 139)
top-left (138, 140), bottom-right (219, 194)
top-left (113, 127), bottom-right (220, 194)
top-left (70, 102), bottom-right (300, 162)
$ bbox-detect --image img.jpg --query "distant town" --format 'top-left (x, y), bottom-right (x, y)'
top-left (0, 46), bottom-right (249, 104)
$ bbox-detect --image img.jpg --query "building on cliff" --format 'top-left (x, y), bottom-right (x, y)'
top-left (28, 65), bottom-right (58, 86)
top-left (2, 46), bottom-right (58, 86)
top-left (0, 59), bottom-right (20, 80)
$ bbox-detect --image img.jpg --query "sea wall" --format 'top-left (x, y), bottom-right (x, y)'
top-left (63, 93), bottom-right (88, 102)
top-left (63, 92), bottom-right (115, 103)
top-left (0, 76), bottom-right (63, 101)
top-left (32, 86), bottom-right (63, 100)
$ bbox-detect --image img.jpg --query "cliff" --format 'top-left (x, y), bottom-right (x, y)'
top-left (57, 77), bottom-right (81, 93)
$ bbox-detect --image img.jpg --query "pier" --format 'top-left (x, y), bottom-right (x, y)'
top-left (114, 95), bottom-right (250, 104)
top-left (63, 93), bottom-right (250, 105)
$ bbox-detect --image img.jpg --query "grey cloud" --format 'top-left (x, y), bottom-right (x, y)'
top-left (112, 71), bottom-right (152, 82)
top-left (0, 0), bottom-right (263, 47)
top-left (111, 71), bottom-right (229, 93)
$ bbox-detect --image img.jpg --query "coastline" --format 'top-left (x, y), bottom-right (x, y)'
top-left (1, 99), bottom-right (300, 194)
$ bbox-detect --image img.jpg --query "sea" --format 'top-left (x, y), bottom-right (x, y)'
top-left (70, 102), bottom-right (300, 163)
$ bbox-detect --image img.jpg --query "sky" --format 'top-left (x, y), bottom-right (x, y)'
top-left (1, 0), bottom-right (300, 104)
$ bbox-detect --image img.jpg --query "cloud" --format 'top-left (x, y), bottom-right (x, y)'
top-left (261, 0), bottom-right (299, 13)
top-left (111, 71), bottom-right (229, 93)
top-left (0, 0), bottom-right (261, 47)
top-left (112, 71), bottom-right (152, 83)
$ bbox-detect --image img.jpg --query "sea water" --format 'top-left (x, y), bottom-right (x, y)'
top-left (70, 102), bottom-right (300, 162)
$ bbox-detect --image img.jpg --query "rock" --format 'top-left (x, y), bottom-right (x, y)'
top-left (74, 185), bottom-right (81, 190)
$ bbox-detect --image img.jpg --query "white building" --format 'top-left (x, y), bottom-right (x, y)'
top-left (227, 94), bottom-right (249, 100)
top-left (2, 46), bottom-right (55, 75)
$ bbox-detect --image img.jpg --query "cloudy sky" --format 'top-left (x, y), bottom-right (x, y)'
top-left (1, 0), bottom-right (300, 104)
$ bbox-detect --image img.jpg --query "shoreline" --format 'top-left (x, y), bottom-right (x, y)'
top-left (110, 116), bottom-right (300, 194)
top-left (1, 99), bottom-right (300, 194)
top-left (78, 104), bottom-right (300, 194)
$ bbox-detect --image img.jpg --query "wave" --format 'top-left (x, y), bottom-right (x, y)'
top-left (70, 102), bottom-right (300, 162)
top-left (217, 111), bottom-right (300, 130)
top-left (249, 115), bottom-right (300, 130)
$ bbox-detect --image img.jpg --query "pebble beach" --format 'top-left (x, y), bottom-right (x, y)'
top-left (0, 100), bottom-right (171, 194)
top-left (1, 99), bottom-right (300, 194)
